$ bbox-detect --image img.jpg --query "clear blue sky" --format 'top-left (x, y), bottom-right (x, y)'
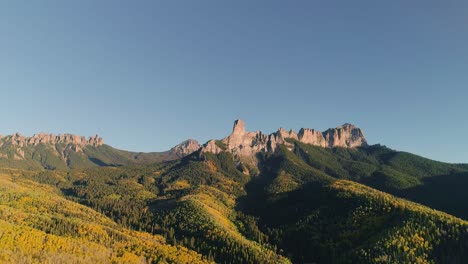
top-left (1, 1), bottom-right (467, 162)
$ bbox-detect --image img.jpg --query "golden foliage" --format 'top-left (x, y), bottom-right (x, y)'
top-left (0, 172), bottom-right (212, 264)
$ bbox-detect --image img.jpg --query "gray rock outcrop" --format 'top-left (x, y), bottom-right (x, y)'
top-left (202, 119), bottom-right (368, 158)
top-left (170, 139), bottom-right (201, 157)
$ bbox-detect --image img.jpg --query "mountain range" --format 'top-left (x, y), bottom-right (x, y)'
top-left (1, 120), bottom-right (468, 263)
top-left (0, 120), bottom-right (366, 170)
top-left (0, 133), bottom-right (200, 170)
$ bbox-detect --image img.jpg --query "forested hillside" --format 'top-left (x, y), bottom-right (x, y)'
top-left (0, 169), bottom-right (210, 263)
top-left (2, 130), bottom-right (468, 264)
top-left (6, 140), bottom-right (468, 263)
top-left (0, 134), bottom-right (199, 170)
top-left (287, 141), bottom-right (468, 220)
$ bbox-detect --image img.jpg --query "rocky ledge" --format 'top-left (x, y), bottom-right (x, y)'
top-left (201, 119), bottom-right (368, 157)
top-left (169, 139), bottom-right (201, 158)
top-left (0, 132), bottom-right (104, 148)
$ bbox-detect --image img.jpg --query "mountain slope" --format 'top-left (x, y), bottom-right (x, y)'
top-left (3, 120), bottom-right (468, 263)
top-left (199, 120), bottom-right (468, 220)
top-left (0, 169), bottom-right (210, 263)
top-left (284, 141), bottom-right (468, 220)
top-left (0, 133), bottom-right (200, 170)
top-left (42, 146), bottom-right (468, 264)
top-left (238, 146), bottom-right (468, 263)
top-left (53, 154), bottom-right (289, 264)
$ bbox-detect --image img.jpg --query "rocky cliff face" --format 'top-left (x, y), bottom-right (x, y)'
top-left (0, 121), bottom-right (367, 169)
top-left (0, 132), bottom-right (104, 148)
top-left (224, 120), bottom-right (267, 156)
top-left (0, 133), bottom-right (105, 162)
top-left (298, 128), bottom-right (327, 147)
top-left (169, 139), bottom-right (201, 158)
top-left (202, 119), bottom-right (368, 158)
top-left (0, 132), bottom-right (200, 169)
top-left (322, 123), bottom-right (367, 148)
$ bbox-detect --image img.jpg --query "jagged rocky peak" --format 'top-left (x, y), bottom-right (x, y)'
top-left (298, 128), bottom-right (327, 147)
top-left (276, 127), bottom-right (298, 140)
top-left (2, 132), bottom-right (104, 147)
top-left (170, 139), bottom-right (201, 157)
top-left (225, 119), bottom-right (267, 156)
top-left (202, 119), bottom-right (368, 157)
top-left (323, 123), bottom-right (368, 148)
top-left (232, 119), bottom-right (246, 135)
top-left (202, 140), bottom-right (222, 154)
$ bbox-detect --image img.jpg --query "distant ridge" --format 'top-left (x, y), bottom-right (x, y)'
top-left (0, 132), bottom-right (104, 149)
top-left (202, 119), bottom-right (368, 157)
top-left (0, 120), bottom-right (370, 170)
top-left (0, 132), bottom-right (200, 170)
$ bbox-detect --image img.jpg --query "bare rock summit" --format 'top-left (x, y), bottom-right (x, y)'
top-left (2, 132), bottom-right (104, 148)
top-left (202, 119), bottom-right (368, 158)
top-left (170, 139), bottom-right (201, 157)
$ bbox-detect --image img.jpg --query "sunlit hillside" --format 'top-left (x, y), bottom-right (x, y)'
top-left (0, 170), bottom-right (211, 264)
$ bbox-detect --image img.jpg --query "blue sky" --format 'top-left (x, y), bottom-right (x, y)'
top-left (1, 1), bottom-right (467, 162)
